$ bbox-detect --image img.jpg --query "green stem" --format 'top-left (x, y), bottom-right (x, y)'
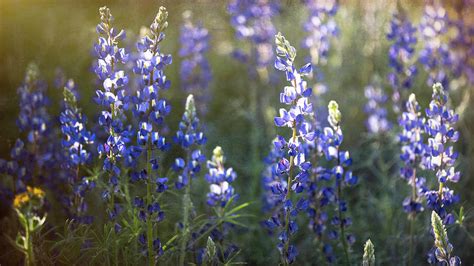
top-left (146, 141), bottom-right (154, 266)
top-left (335, 135), bottom-right (350, 265)
top-left (250, 81), bottom-right (260, 178)
top-left (282, 121), bottom-right (297, 266)
top-left (179, 150), bottom-right (192, 266)
top-left (409, 216), bottom-right (415, 266)
top-left (408, 168), bottom-right (417, 266)
top-left (25, 221), bottom-right (35, 266)
top-left (337, 181), bottom-right (350, 265)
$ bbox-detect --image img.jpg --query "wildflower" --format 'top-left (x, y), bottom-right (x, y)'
top-left (12, 186), bottom-right (47, 266)
top-left (13, 186), bottom-right (45, 209)
top-left (419, 3), bottom-right (452, 89)
top-left (399, 93), bottom-right (427, 216)
top-left (93, 6), bottom-right (131, 227)
top-left (15, 63), bottom-right (54, 189)
top-left (364, 85), bottom-right (392, 135)
top-left (302, 0), bottom-right (339, 66)
top-left (131, 6), bottom-right (172, 262)
top-left (424, 83), bottom-right (460, 225)
top-left (205, 146), bottom-right (237, 207)
top-left (95, 3), bottom-right (145, 232)
top-left (261, 138), bottom-right (286, 213)
top-left (264, 32), bottom-right (315, 265)
top-left (228, 0), bottom-right (279, 73)
top-left (174, 95), bottom-right (206, 265)
top-left (179, 11), bottom-right (212, 115)
top-left (301, 0), bottom-right (338, 126)
top-left (203, 146), bottom-right (241, 263)
top-left (387, 8), bottom-right (417, 111)
top-left (449, 4), bottom-right (474, 86)
top-left (317, 101), bottom-right (357, 264)
top-left (60, 86), bottom-right (95, 222)
top-left (173, 95), bottom-right (206, 189)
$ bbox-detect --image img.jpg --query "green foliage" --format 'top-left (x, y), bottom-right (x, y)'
top-left (0, 1), bottom-right (473, 265)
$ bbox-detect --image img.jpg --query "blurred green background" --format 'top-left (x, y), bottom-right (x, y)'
top-left (1, 0), bottom-right (473, 264)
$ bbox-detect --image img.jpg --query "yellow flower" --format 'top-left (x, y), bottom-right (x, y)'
top-left (13, 192), bottom-right (30, 208)
top-left (13, 186), bottom-right (45, 209)
top-left (27, 186), bottom-right (45, 198)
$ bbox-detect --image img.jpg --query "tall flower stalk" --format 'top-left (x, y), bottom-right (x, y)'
top-left (302, 0), bottom-right (338, 67)
top-left (179, 11), bottom-right (212, 115)
top-left (449, 1), bottom-right (474, 86)
top-left (387, 5), bottom-right (417, 112)
top-left (301, 0), bottom-right (339, 126)
top-left (319, 101), bottom-right (357, 264)
top-left (131, 6), bottom-right (172, 265)
top-left (173, 95), bottom-right (206, 265)
top-left (264, 32), bottom-right (314, 265)
top-left (204, 146), bottom-right (240, 262)
top-left (419, 2), bottom-right (451, 89)
top-left (94, 6), bottom-right (130, 231)
top-left (16, 63), bottom-right (52, 190)
top-left (228, 0), bottom-right (280, 181)
top-left (398, 93), bottom-right (428, 264)
top-left (60, 86), bottom-right (95, 223)
top-left (364, 85), bottom-right (392, 135)
top-left (424, 83), bottom-right (460, 225)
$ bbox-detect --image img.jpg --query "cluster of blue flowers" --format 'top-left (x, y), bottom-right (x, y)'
top-left (94, 6), bottom-right (132, 227)
top-left (387, 9), bottom-right (417, 112)
top-left (173, 95), bottom-right (206, 189)
top-left (264, 32), bottom-right (315, 265)
top-left (364, 85), bottom-right (392, 135)
top-left (173, 94), bottom-right (207, 265)
top-left (228, 0), bottom-right (279, 76)
top-left (1, 64), bottom-right (54, 193)
top-left (301, 0), bottom-right (339, 122)
top-left (261, 138), bottom-right (286, 213)
top-left (424, 83), bottom-right (460, 225)
top-left (205, 146), bottom-right (237, 207)
top-left (398, 93), bottom-right (427, 215)
top-left (419, 3), bottom-right (451, 89)
top-left (179, 11), bottom-right (212, 115)
top-left (1, 2), bottom-right (472, 265)
top-left (59, 85), bottom-right (96, 223)
top-left (449, 4), bottom-right (474, 86)
top-left (317, 101), bottom-right (357, 263)
top-left (302, 0), bottom-right (338, 66)
top-left (131, 6), bottom-right (172, 259)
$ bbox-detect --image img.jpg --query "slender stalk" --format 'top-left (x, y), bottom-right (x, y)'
top-left (335, 131), bottom-right (350, 265)
top-left (179, 150), bottom-right (192, 266)
top-left (25, 221), bottom-right (35, 266)
top-left (282, 120), bottom-right (297, 266)
top-left (408, 216), bottom-right (415, 266)
top-left (146, 140), bottom-right (154, 266)
top-left (250, 81), bottom-right (260, 177)
top-left (408, 168), bottom-right (417, 266)
top-left (337, 182), bottom-right (350, 265)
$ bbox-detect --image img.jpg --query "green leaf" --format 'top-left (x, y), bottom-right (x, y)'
top-left (226, 202), bottom-right (251, 216)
